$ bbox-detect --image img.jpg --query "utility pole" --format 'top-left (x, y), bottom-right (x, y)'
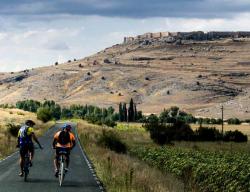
top-left (221, 105), bottom-right (224, 135)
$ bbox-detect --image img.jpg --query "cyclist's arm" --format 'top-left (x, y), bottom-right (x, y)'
top-left (71, 134), bottom-right (76, 149)
top-left (32, 133), bottom-right (42, 148)
top-left (72, 139), bottom-right (76, 149)
top-left (16, 131), bottom-right (20, 148)
top-left (52, 138), bottom-right (57, 149)
top-left (53, 132), bottom-right (59, 149)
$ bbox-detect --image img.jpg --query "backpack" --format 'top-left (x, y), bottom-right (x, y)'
top-left (58, 131), bottom-right (70, 145)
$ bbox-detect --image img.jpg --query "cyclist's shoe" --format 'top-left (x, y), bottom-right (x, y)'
top-left (64, 168), bottom-right (69, 173)
top-left (19, 172), bottom-right (24, 177)
top-left (55, 170), bottom-right (59, 178)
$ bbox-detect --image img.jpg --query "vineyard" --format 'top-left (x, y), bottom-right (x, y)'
top-left (130, 146), bottom-right (250, 192)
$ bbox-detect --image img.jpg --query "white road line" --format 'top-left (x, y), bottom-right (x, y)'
top-left (0, 151), bottom-right (18, 164)
top-left (74, 123), bottom-right (105, 192)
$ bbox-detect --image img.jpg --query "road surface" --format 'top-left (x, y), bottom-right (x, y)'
top-left (0, 123), bottom-right (103, 192)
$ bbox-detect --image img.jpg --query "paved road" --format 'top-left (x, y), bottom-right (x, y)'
top-left (0, 123), bottom-right (103, 192)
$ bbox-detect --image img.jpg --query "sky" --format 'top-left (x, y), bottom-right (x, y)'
top-left (0, 0), bottom-right (250, 72)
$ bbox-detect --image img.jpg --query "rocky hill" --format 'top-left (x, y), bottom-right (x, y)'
top-left (1, 35), bottom-right (250, 119)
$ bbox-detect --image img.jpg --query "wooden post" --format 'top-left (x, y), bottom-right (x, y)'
top-left (221, 105), bottom-right (224, 135)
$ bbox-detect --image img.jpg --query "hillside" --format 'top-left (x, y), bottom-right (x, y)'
top-left (1, 36), bottom-right (250, 119)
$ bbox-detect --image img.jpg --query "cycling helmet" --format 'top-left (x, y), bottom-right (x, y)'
top-left (62, 124), bottom-right (72, 131)
top-left (25, 120), bottom-right (36, 126)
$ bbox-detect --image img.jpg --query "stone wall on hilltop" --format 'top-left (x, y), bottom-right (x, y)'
top-left (124, 31), bottom-right (250, 43)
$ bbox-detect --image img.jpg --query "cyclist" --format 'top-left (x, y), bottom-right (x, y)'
top-left (17, 120), bottom-right (43, 177)
top-left (53, 124), bottom-right (76, 177)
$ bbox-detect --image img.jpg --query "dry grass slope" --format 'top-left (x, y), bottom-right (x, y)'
top-left (1, 38), bottom-right (250, 119)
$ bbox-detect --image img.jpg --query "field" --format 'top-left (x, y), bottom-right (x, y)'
top-left (0, 108), bottom-right (54, 159)
top-left (191, 123), bottom-right (250, 138)
top-left (77, 121), bottom-right (250, 192)
top-left (76, 120), bottom-right (183, 192)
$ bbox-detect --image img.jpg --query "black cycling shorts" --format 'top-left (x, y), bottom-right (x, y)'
top-left (55, 147), bottom-right (70, 160)
top-left (20, 144), bottom-right (34, 157)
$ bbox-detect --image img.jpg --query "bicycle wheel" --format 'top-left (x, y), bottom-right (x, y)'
top-left (59, 155), bottom-right (65, 186)
top-left (24, 155), bottom-right (29, 182)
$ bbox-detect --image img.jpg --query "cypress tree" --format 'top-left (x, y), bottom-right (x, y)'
top-left (128, 98), bottom-right (135, 122)
top-left (134, 103), bottom-right (137, 121)
top-left (123, 103), bottom-right (127, 122)
top-left (119, 103), bottom-right (123, 122)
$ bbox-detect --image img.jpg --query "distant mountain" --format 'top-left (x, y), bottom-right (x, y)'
top-left (1, 35), bottom-right (250, 119)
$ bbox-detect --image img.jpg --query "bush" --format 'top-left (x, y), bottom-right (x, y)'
top-left (223, 130), bottom-right (248, 142)
top-left (6, 123), bottom-right (21, 137)
top-left (171, 120), bottom-right (194, 141)
top-left (97, 130), bottom-right (127, 153)
top-left (144, 115), bottom-right (194, 145)
top-left (85, 114), bottom-right (102, 125)
top-left (227, 118), bottom-right (241, 125)
top-left (103, 117), bottom-right (117, 127)
top-left (37, 107), bottom-right (52, 122)
top-left (195, 127), bottom-right (222, 141)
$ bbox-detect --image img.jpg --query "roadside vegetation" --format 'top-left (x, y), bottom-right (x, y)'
top-left (77, 120), bottom-right (183, 192)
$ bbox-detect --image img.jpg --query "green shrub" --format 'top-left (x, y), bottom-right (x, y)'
top-left (144, 114), bottom-right (194, 145)
top-left (17, 112), bottom-right (25, 116)
top-left (97, 130), bottom-right (127, 153)
top-left (195, 127), bottom-right (222, 141)
top-left (37, 107), bottom-right (52, 122)
top-left (6, 123), bottom-right (21, 137)
top-left (61, 108), bottom-right (73, 119)
top-left (103, 117), bottom-right (117, 127)
top-left (223, 130), bottom-right (248, 142)
top-left (227, 118), bottom-right (241, 125)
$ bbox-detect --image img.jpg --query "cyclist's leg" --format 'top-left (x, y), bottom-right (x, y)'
top-left (54, 148), bottom-right (61, 177)
top-left (54, 148), bottom-right (59, 170)
top-left (65, 148), bottom-right (70, 168)
top-left (19, 146), bottom-right (26, 176)
top-left (29, 143), bottom-right (34, 164)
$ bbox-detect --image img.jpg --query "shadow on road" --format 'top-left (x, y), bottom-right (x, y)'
top-left (58, 181), bottom-right (84, 187)
top-left (25, 178), bottom-right (55, 184)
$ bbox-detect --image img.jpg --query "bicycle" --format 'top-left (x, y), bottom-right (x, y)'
top-left (22, 145), bottom-right (42, 182)
top-left (58, 148), bottom-right (68, 186)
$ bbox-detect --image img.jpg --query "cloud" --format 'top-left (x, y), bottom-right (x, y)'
top-left (45, 41), bottom-right (70, 50)
top-left (0, 0), bottom-right (250, 18)
top-left (2, 0), bottom-right (250, 73)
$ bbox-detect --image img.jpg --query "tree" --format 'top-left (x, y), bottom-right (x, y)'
top-left (37, 107), bottom-right (52, 122)
top-left (107, 106), bottom-right (115, 116)
top-left (61, 108), bottom-right (73, 119)
top-left (50, 104), bottom-right (61, 120)
top-left (123, 103), bottom-right (127, 122)
top-left (134, 104), bottom-right (137, 121)
top-left (128, 98), bottom-right (135, 122)
top-left (227, 118), bottom-right (241, 125)
top-left (119, 103), bottom-right (124, 122)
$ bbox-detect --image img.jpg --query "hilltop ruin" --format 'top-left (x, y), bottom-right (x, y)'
top-left (124, 31), bottom-right (250, 44)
